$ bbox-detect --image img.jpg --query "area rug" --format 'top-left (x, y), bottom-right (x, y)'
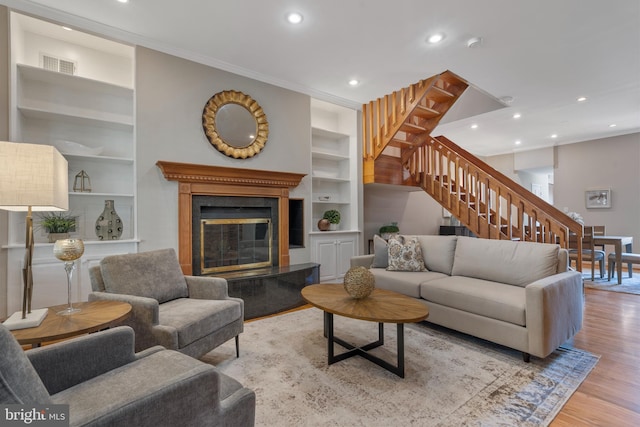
top-left (582, 272), bottom-right (640, 295)
top-left (204, 308), bottom-right (598, 427)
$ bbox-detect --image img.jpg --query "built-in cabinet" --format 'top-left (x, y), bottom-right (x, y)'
top-left (3, 13), bottom-right (137, 315)
top-left (309, 99), bottom-right (361, 281)
top-left (312, 234), bottom-right (356, 282)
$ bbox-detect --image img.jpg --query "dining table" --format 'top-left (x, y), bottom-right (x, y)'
top-left (593, 235), bottom-right (633, 284)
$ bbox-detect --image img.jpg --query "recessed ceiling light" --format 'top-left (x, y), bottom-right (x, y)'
top-left (348, 79), bottom-right (359, 86)
top-left (427, 33), bottom-right (445, 44)
top-left (609, 123), bottom-right (617, 128)
top-left (513, 113), bottom-right (521, 119)
top-left (467, 37), bottom-right (483, 48)
top-left (470, 124), bottom-right (478, 129)
top-left (61, 26), bottom-right (72, 31)
top-left (577, 96), bottom-right (587, 102)
top-left (551, 134), bottom-right (558, 139)
top-left (515, 140), bottom-right (522, 145)
top-left (286, 12), bottom-right (303, 24)
top-left (116, 0), bottom-right (129, 3)
top-left (499, 96), bottom-right (514, 104)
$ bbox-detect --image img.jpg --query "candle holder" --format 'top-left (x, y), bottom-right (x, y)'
top-left (53, 238), bottom-right (85, 316)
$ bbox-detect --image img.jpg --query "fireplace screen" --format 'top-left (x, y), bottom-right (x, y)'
top-left (200, 218), bottom-right (272, 274)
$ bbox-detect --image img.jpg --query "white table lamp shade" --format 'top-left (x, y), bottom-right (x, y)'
top-left (0, 141), bottom-right (69, 330)
top-left (0, 141), bottom-right (68, 211)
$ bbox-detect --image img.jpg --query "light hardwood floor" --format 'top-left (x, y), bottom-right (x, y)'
top-left (551, 287), bottom-right (640, 426)
top-left (262, 282), bottom-right (640, 425)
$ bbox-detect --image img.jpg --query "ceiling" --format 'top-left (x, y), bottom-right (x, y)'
top-left (3, 0), bottom-right (640, 156)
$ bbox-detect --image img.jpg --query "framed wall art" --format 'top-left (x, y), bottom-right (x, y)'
top-left (585, 188), bottom-right (611, 209)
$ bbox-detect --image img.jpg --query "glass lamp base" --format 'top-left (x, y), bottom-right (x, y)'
top-left (58, 306), bottom-right (81, 316)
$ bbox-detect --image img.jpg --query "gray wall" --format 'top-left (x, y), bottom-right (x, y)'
top-left (485, 133), bottom-right (640, 253)
top-left (554, 133), bottom-right (640, 245)
top-left (135, 47), bottom-right (312, 263)
top-left (363, 186), bottom-right (442, 244)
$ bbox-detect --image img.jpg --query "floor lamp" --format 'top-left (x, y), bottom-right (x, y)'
top-left (0, 141), bottom-right (69, 330)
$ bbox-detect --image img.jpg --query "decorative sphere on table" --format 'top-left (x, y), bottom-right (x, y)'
top-left (343, 266), bottom-right (375, 299)
top-left (53, 238), bottom-right (85, 261)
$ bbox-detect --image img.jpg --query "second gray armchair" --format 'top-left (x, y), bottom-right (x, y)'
top-left (89, 248), bottom-right (244, 359)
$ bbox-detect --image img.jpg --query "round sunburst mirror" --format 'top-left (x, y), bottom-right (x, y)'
top-left (202, 90), bottom-right (269, 159)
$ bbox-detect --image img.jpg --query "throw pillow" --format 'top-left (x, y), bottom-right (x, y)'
top-left (387, 235), bottom-right (427, 272)
top-left (371, 234), bottom-right (392, 268)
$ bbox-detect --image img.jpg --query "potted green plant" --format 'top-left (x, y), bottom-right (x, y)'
top-left (379, 222), bottom-right (399, 239)
top-left (322, 209), bottom-right (341, 231)
top-left (38, 212), bottom-right (77, 243)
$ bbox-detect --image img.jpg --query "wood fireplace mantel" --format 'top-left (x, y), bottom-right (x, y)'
top-left (157, 161), bottom-right (306, 275)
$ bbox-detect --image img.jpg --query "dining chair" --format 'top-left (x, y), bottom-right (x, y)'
top-left (591, 225), bottom-right (606, 251)
top-left (568, 226), bottom-right (605, 280)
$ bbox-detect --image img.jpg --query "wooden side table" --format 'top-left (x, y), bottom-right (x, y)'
top-left (10, 300), bottom-right (132, 348)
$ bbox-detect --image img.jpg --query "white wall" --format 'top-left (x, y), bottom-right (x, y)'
top-left (19, 32), bottom-right (133, 88)
top-left (134, 47), bottom-right (312, 264)
top-left (363, 185), bottom-right (442, 246)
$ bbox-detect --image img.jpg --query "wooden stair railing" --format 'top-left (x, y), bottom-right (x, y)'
top-left (361, 71), bottom-right (584, 265)
top-left (407, 135), bottom-right (584, 261)
top-left (362, 70), bottom-right (468, 184)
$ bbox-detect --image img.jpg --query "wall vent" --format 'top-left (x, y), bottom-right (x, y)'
top-left (40, 53), bottom-right (76, 75)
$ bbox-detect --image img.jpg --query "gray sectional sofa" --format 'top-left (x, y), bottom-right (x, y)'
top-left (350, 235), bottom-right (584, 360)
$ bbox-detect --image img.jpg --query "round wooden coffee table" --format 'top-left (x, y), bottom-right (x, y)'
top-left (11, 300), bottom-right (132, 348)
top-left (301, 284), bottom-right (428, 378)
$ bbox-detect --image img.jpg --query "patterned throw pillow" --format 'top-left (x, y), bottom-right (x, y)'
top-left (387, 235), bottom-right (427, 272)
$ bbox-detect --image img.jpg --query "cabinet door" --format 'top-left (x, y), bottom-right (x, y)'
top-left (316, 239), bottom-right (338, 282)
top-left (336, 238), bottom-right (356, 278)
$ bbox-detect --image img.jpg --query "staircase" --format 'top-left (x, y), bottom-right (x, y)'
top-left (362, 70), bottom-right (583, 262)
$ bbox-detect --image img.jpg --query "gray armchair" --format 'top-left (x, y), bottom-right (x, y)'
top-left (89, 248), bottom-right (244, 359)
top-left (0, 324), bottom-right (255, 426)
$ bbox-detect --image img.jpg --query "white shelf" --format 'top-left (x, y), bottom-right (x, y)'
top-left (69, 192), bottom-right (134, 198)
top-left (312, 176), bottom-right (350, 183)
top-left (3, 238), bottom-right (140, 250)
top-left (312, 127), bottom-right (349, 140)
top-left (18, 64), bottom-right (133, 96)
top-left (63, 154), bottom-right (134, 165)
top-left (18, 106), bottom-right (134, 130)
top-left (311, 149), bottom-right (349, 161)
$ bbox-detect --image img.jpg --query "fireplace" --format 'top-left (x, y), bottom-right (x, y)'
top-left (156, 161), bottom-right (305, 275)
top-left (192, 194), bottom-right (279, 275)
top-left (157, 161), bottom-right (317, 319)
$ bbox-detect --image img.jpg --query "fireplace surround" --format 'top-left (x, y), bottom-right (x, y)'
top-left (156, 161), bottom-right (305, 275)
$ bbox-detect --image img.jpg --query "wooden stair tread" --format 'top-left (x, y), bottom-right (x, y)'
top-left (412, 104), bottom-right (440, 119)
top-left (389, 138), bottom-right (418, 147)
top-left (425, 86), bottom-right (455, 103)
top-left (399, 122), bottom-right (428, 134)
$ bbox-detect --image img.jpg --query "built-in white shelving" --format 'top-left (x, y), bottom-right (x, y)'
top-left (3, 12), bottom-right (138, 315)
top-left (309, 99), bottom-right (361, 281)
